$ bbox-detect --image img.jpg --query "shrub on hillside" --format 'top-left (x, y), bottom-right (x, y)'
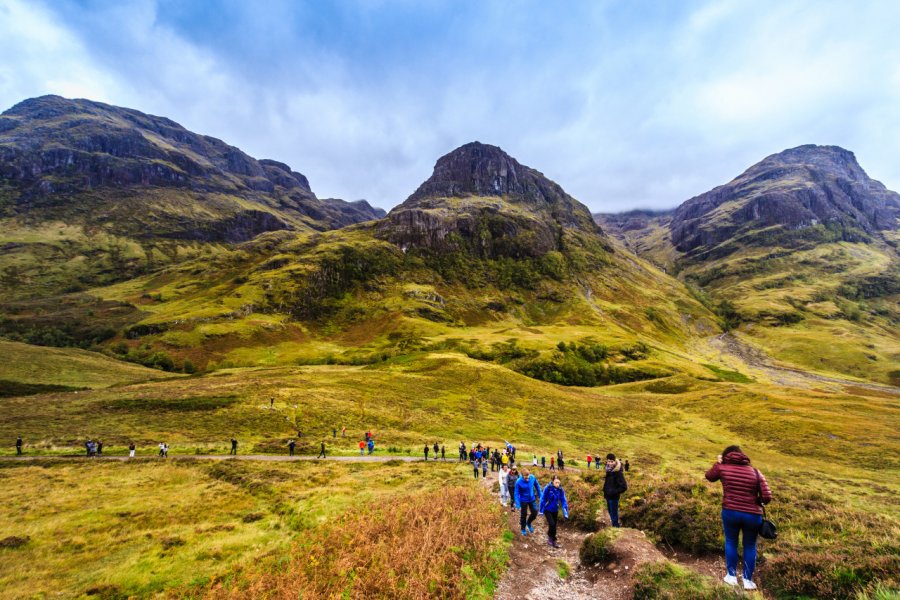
top-left (202, 486), bottom-right (507, 599)
top-left (579, 529), bottom-right (619, 564)
top-left (632, 561), bottom-right (741, 600)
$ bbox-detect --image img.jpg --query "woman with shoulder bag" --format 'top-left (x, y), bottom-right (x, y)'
top-left (705, 445), bottom-right (773, 591)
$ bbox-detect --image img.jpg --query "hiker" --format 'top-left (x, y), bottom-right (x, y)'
top-left (501, 452), bottom-right (509, 468)
top-left (318, 441), bottom-right (326, 459)
top-left (341, 426), bottom-right (346, 438)
top-left (459, 441), bottom-right (466, 461)
top-left (367, 439), bottom-right (374, 455)
top-left (624, 459), bottom-right (630, 472)
top-left (532, 454), bottom-right (538, 467)
top-left (558, 456), bottom-right (565, 471)
top-left (541, 456), bottom-right (546, 469)
top-left (270, 397), bottom-right (274, 408)
top-left (706, 445), bottom-right (772, 591)
top-left (587, 454), bottom-right (592, 469)
top-left (549, 456), bottom-right (555, 471)
top-left (482, 456), bottom-right (488, 477)
top-left (288, 439), bottom-right (296, 456)
top-left (158, 442), bottom-right (165, 457)
top-left (85, 440), bottom-right (91, 457)
top-left (359, 440), bottom-right (365, 455)
top-left (540, 474), bottom-right (569, 548)
top-left (514, 468), bottom-right (542, 536)
top-left (15, 437), bottom-right (22, 456)
top-left (595, 454), bottom-right (601, 470)
top-left (230, 438), bottom-right (238, 455)
top-left (441, 445), bottom-right (445, 460)
top-left (433, 442), bottom-right (439, 460)
top-left (557, 449), bottom-right (563, 462)
top-left (97, 440), bottom-right (103, 456)
top-left (499, 464), bottom-right (511, 506)
top-left (333, 428), bottom-right (337, 438)
top-left (128, 442), bottom-right (135, 458)
top-left (507, 467), bottom-right (519, 512)
top-left (603, 453), bottom-right (628, 527)
top-left (424, 444), bottom-right (430, 460)
top-left (472, 457), bottom-right (480, 479)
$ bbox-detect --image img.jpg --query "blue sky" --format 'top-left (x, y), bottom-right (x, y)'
top-left (2, 0), bottom-right (899, 212)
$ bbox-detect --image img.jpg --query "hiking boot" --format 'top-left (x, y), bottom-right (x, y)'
top-left (527, 524), bottom-right (534, 534)
top-left (723, 575), bottom-right (738, 586)
top-left (743, 579), bottom-right (757, 591)
top-left (521, 529), bottom-right (528, 537)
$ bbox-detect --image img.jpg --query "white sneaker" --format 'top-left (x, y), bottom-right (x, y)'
top-left (723, 575), bottom-right (738, 586)
top-left (743, 579), bottom-right (757, 590)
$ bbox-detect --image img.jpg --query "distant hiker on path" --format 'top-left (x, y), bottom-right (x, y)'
top-left (433, 442), bottom-right (439, 460)
top-left (541, 456), bottom-right (546, 469)
top-left (15, 437), bottom-right (22, 456)
top-left (97, 440), bottom-right (103, 456)
top-left (441, 445), bottom-right (445, 460)
top-left (603, 453), bottom-right (628, 527)
top-left (158, 442), bottom-right (165, 457)
top-left (341, 427), bottom-right (346, 438)
top-left (507, 467), bottom-right (519, 512)
top-left (514, 468), bottom-right (542, 536)
top-left (288, 439), bottom-right (296, 456)
top-left (558, 456), bottom-right (564, 471)
top-left (367, 439), bottom-right (374, 455)
top-left (532, 455), bottom-right (538, 467)
top-left (472, 457), bottom-right (480, 479)
top-left (586, 454), bottom-right (592, 469)
top-left (230, 438), bottom-right (238, 455)
top-left (318, 441), bottom-right (326, 459)
top-left (540, 474), bottom-right (569, 548)
top-left (359, 440), bottom-right (365, 455)
top-left (624, 459), bottom-right (630, 472)
top-left (706, 445), bottom-right (772, 591)
top-left (128, 442), bottom-right (135, 458)
top-left (270, 397), bottom-right (274, 408)
top-left (424, 444), bottom-right (430, 460)
top-left (482, 456), bottom-right (488, 477)
top-left (549, 457), bottom-right (555, 471)
top-left (499, 464), bottom-right (511, 507)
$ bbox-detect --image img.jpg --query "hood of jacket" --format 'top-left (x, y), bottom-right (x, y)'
top-left (723, 451), bottom-right (751, 466)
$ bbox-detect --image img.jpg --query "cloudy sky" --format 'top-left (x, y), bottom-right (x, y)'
top-left (2, 0), bottom-right (899, 212)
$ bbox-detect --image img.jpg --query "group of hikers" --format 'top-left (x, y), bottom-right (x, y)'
top-left (486, 443), bottom-right (771, 592)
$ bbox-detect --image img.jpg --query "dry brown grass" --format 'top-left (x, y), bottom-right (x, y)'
top-left (203, 485), bottom-right (507, 600)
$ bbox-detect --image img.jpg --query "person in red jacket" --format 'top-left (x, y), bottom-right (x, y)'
top-left (705, 445), bottom-right (772, 591)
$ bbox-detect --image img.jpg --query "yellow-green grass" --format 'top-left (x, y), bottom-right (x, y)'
top-left (0, 459), bottom-right (478, 599)
top-left (0, 352), bottom-right (897, 597)
top-left (0, 339), bottom-right (175, 389)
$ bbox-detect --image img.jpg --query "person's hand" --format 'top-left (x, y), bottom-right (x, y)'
top-left (716, 454), bottom-right (723, 464)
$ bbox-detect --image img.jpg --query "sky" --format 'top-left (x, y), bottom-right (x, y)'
top-left (2, 0), bottom-right (899, 213)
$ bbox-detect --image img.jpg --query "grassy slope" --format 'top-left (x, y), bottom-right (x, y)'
top-left (0, 339), bottom-right (174, 389)
top-left (0, 353), bottom-right (896, 597)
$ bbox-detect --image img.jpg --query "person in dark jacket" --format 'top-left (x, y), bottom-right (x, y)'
top-left (288, 439), bottom-right (296, 456)
top-left (514, 468), bottom-right (542, 536)
top-left (539, 475), bottom-right (569, 548)
top-left (317, 441), bottom-right (326, 459)
top-left (603, 453), bottom-right (627, 527)
top-left (624, 459), bottom-right (630, 472)
top-left (433, 442), bottom-right (439, 460)
top-left (230, 438), bottom-right (238, 455)
top-left (424, 444), bottom-right (430, 460)
top-left (15, 437), bottom-right (22, 456)
top-left (706, 445), bottom-right (772, 591)
top-left (97, 440), bottom-right (103, 456)
top-left (441, 445), bottom-right (445, 460)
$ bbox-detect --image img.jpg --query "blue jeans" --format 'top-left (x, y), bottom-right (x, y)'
top-left (722, 509), bottom-right (763, 580)
top-left (606, 497), bottom-right (620, 527)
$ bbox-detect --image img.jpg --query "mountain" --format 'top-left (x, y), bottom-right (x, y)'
top-left (597, 145), bottom-right (900, 385)
top-left (0, 95), bottom-right (383, 299)
top-left (379, 142), bottom-right (608, 258)
top-left (671, 144), bottom-right (899, 260)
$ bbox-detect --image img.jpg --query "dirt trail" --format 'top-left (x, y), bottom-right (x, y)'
top-left (481, 474), bottom-right (671, 600)
top-left (710, 333), bottom-right (899, 394)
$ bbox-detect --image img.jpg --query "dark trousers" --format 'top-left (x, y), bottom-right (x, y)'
top-left (289, 447), bottom-right (294, 456)
top-left (230, 447), bottom-right (237, 455)
top-left (545, 510), bottom-right (559, 541)
top-left (722, 509), bottom-right (762, 580)
top-left (520, 500), bottom-right (538, 530)
top-left (318, 448), bottom-right (326, 458)
top-left (606, 496), bottom-right (620, 527)
top-left (473, 464), bottom-right (479, 478)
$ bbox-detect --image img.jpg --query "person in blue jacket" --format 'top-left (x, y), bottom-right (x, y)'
top-left (539, 474), bottom-right (569, 548)
top-left (514, 468), bottom-right (542, 536)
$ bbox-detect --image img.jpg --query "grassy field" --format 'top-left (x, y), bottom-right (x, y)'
top-left (0, 350), bottom-right (897, 597)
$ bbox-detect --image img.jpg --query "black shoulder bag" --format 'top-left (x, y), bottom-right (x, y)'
top-left (754, 468), bottom-right (778, 540)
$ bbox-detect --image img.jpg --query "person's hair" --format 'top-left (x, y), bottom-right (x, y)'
top-left (722, 445), bottom-right (742, 456)
top-left (521, 468), bottom-right (530, 476)
top-left (551, 475), bottom-right (561, 484)
top-left (606, 453), bottom-right (616, 460)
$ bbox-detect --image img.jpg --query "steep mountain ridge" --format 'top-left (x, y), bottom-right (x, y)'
top-left (0, 95), bottom-right (384, 299)
top-left (595, 145), bottom-right (900, 385)
top-left (380, 142), bottom-right (607, 258)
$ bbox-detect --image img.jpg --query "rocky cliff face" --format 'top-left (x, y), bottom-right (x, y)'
top-left (379, 142), bottom-right (606, 258)
top-left (0, 95), bottom-right (383, 241)
top-left (670, 145), bottom-right (900, 255)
